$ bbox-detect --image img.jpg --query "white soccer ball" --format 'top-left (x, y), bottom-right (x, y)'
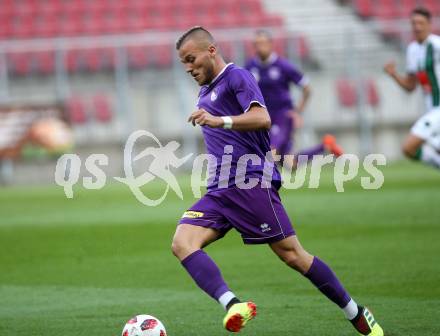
top-left (122, 315), bottom-right (167, 336)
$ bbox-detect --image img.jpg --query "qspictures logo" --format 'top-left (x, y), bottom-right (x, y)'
top-left (55, 130), bottom-right (192, 206)
top-left (54, 130), bottom-right (386, 206)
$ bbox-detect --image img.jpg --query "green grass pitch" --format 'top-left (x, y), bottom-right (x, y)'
top-left (1, 161), bottom-right (439, 335)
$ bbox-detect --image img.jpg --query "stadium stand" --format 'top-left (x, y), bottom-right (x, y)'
top-left (0, 0), bottom-right (311, 76)
top-left (336, 78), bottom-right (358, 108)
top-left (336, 78), bottom-right (380, 108)
top-left (0, 0), bottom-right (314, 76)
top-left (65, 96), bottom-right (87, 125)
top-left (353, 0), bottom-right (440, 19)
top-left (0, 0), bottom-right (284, 37)
top-left (351, 0), bottom-right (440, 42)
top-left (92, 94), bottom-right (113, 124)
top-left (65, 94), bottom-right (113, 125)
top-left (0, 0), bottom-right (315, 159)
top-left (0, 0), bottom-right (430, 184)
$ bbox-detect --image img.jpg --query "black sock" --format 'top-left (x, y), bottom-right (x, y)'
top-left (350, 306), bottom-right (372, 336)
top-left (350, 305), bottom-right (364, 322)
top-left (226, 297), bottom-right (241, 310)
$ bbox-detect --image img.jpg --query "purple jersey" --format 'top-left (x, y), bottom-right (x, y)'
top-left (245, 53), bottom-right (307, 123)
top-left (196, 63), bottom-right (281, 191)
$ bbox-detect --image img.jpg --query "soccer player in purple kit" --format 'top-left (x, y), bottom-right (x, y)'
top-left (172, 26), bottom-right (383, 335)
top-left (245, 30), bottom-right (343, 168)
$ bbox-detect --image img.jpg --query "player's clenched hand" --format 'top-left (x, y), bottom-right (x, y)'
top-left (188, 109), bottom-right (223, 128)
top-left (384, 61), bottom-right (397, 77)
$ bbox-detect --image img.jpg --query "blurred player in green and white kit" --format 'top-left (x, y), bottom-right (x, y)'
top-left (384, 7), bottom-right (440, 169)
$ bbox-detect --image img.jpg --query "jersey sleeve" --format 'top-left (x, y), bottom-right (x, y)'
top-left (284, 60), bottom-right (309, 87)
top-left (406, 44), bottom-right (418, 75)
top-left (229, 68), bottom-right (266, 113)
top-left (244, 59), bottom-right (253, 71)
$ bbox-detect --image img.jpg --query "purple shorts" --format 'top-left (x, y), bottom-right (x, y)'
top-left (178, 184), bottom-right (295, 244)
top-left (270, 117), bottom-right (294, 156)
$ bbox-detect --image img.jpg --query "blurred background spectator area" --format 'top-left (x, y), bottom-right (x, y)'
top-left (0, 0), bottom-right (439, 184)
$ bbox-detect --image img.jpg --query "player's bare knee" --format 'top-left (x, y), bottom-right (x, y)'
top-left (280, 248), bottom-right (313, 273)
top-left (170, 239), bottom-right (181, 258)
top-left (171, 234), bottom-right (202, 260)
top-left (276, 248), bottom-right (299, 268)
top-left (283, 253), bottom-right (302, 270)
top-left (171, 238), bottom-right (190, 260)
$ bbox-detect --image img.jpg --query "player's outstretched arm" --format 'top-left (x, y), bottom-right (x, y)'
top-left (384, 61), bottom-right (417, 92)
top-left (188, 105), bottom-right (271, 131)
top-left (289, 84), bottom-right (311, 128)
top-left (295, 84), bottom-right (311, 114)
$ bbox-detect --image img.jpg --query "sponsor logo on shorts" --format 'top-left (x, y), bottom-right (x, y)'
top-left (260, 223), bottom-right (271, 233)
top-left (182, 211), bottom-right (204, 219)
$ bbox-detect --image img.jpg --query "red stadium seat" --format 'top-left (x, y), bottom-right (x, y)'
top-left (80, 16), bottom-right (105, 36)
top-left (241, 0), bottom-right (264, 16)
top-left (0, 1), bottom-right (14, 21)
top-left (296, 34), bottom-right (311, 60)
top-left (92, 94), bottom-right (113, 123)
top-left (103, 13), bottom-right (127, 34)
top-left (154, 44), bottom-right (173, 68)
top-left (64, 48), bottom-right (116, 73)
top-left (263, 14), bottom-right (284, 27)
top-left (348, 0), bottom-right (428, 42)
top-left (60, 1), bottom-right (84, 17)
top-left (33, 51), bottom-right (55, 75)
top-left (38, 1), bottom-right (63, 17)
top-left (11, 19), bottom-right (34, 39)
top-left (64, 49), bottom-right (82, 73)
top-left (218, 41), bottom-right (235, 62)
top-left (34, 17), bottom-right (59, 37)
top-left (272, 36), bottom-right (288, 57)
top-left (336, 78), bottom-right (357, 108)
top-left (422, 0), bottom-right (436, 13)
top-left (7, 52), bottom-right (32, 76)
top-left (125, 14), bottom-right (148, 33)
top-left (365, 79), bottom-right (380, 107)
top-left (13, 0), bottom-right (38, 17)
top-left (1, 0), bottom-right (295, 73)
top-left (1, 0), bottom-right (289, 41)
top-left (108, 1), bottom-right (131, 13)
top-left (353, 0), bottom-right (374, 18)
top-left (83, 48), bottom-right (103, 72)
top-left (373, 0), bottom-right (400, 20)
top-left (216, 16), bottom-right (236, 29)
top-left (83, 0), bottom-right (109, 15)
top-left (243, 38), bottom-right (255, 60)
top-left (240, 15), bottom-right (264, 28)
top-left (336, 77), bottom-right (380, 108)
top-left (127, 46), bottom-right (151, 69)
top-left (58, 17), bottom-right (83, 37)
top-left (66, 96), bottom-right (88, 124)
top-left (0, 22), bottom-right (13, 40)
top-left (400, 0), bottom-right (418, 17)
top-left (99, 48), bottom-right (117, 71)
